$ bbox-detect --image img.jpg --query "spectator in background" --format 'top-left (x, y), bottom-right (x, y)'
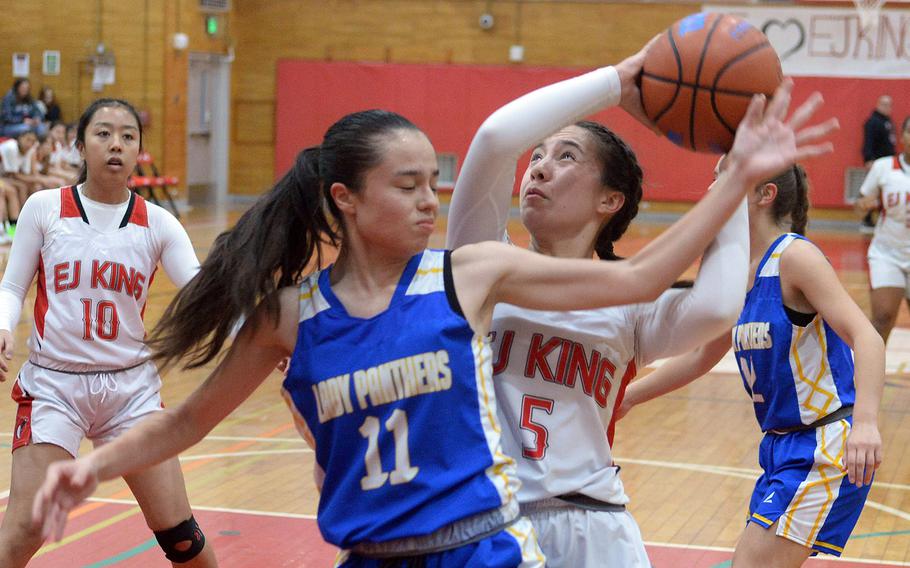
top-left (0, 79), bottom-right (46, 139)
top-left (32, 135), bottom-right (74, 187)
top-left (36, 87), bottom-right (62, 125)
top-left (0, 131), bottom-right (58, 203)
top-left (47, 122), bottom-right (79, 179)
top-left (0, 179), bottom-right (20, 245)
top-left (60, 124), bottom-right (82, 168)
top-left (860, 95), bottom-right (896, 234)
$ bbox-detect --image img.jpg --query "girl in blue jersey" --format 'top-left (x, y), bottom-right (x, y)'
top-left (29, 75), bottom-right (834, 566)
top-left (620, 163), bottom-right (885, 565)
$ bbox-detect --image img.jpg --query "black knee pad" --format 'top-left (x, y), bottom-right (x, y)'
top-left (153, 515), bottom-right (206, 563)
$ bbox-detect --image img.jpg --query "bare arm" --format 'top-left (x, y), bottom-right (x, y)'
top-left (619, 332), bottom-right (730, 420)
top-left (781, 240), bottom-right (884, 487)
top-left (32, 286), bottom-right (299, 540)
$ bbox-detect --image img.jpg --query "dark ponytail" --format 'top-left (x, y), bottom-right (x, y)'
top-left (573, 121), bottom-right (643, 261)
top-left (75, 98), bottom-right (143, 185)
top-left (766, 164), bottom-right (810, 236)
top-left (148, 109), bottom-right (420, 370)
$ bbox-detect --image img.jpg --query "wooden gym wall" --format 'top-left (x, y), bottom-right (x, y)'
top-left (230, 0), bottom-right (694, 197)
top-left (0, 0), bottom-right (232, 199)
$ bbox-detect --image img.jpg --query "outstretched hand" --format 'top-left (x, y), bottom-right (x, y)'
top-left (726, 79), bottom-right (838, 186)
top-left (31, 458), bottom-right (100, 542)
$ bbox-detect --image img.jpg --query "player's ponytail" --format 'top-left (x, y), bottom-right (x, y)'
top-left (148, 109), bottom-right (421, 370)
top-left (767, 164), bottom-right (810, 236)
top-left (577, 121), bottom-right (643, 261)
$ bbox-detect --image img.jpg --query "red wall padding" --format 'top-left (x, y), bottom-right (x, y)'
top-left (275, 60), bottom-right (909, 208)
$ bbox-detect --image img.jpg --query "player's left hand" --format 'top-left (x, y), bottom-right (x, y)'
top-left (844, 420), bottom-right (882, 487)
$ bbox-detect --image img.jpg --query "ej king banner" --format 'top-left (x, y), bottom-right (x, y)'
top-left (706, 5), bottom-right (910, 78)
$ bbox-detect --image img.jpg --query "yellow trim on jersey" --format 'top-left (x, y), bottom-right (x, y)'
top-left (415, 267), bottom-right (444, 275)
top-left (752, 512), bottom-right (775, 525)
top-left (474, 334), bottom-right (515, 503)
top-left (814, 539), bottom-right (845, 553)
top-left (299, 289), bottom-right (314, 301)
top-left (506, 521), bottom-right (547, 566)
top-left (790, 323), bottom-right (836, 421)
top-left (781, 423), bottom-right (847, 543)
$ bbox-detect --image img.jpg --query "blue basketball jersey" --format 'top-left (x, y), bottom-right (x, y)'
top-left (282, 249), bottom-right (519, 549)
top-left (733, 234), bottom-right (856, 432)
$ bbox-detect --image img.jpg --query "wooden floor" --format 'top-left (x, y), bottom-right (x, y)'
top-left (0, 201), bottom-right (909, 567)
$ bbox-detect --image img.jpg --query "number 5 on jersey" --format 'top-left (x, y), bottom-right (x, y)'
top-left (520, 395), bottom-right (555, 460)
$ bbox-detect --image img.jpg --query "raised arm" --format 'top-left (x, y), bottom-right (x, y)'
top-left (634, 197), bottom-right (748, 365)
top-left (446, 66), bottom-right (621, 247)
top-left (452, 81), bottom-right (837, 335)
top-left (32, 286), bottom-right (299, 541)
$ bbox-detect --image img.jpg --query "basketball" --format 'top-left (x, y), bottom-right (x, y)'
top-left (641, 12), bottom-right (783, 153)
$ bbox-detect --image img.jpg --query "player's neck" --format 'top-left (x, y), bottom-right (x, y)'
top-left (81, 178), bottom-right (130, 205)
top-left (330, 244), bottom-right (414, 307)
top-left (528, 230), bottom-right (597, 259)
top-left (750, 220), bottom-right (784, 262)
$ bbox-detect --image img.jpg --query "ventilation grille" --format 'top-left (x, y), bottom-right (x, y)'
top-left (199, 0), bottom-right (230, 13)
top-left (844, 166), bottom-right (869, 204)
top-left (437, 153), bottom-right (458, 190)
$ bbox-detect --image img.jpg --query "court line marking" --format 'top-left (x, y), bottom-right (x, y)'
top-left (644, 541), bottom-right (910, 566)
top-left (179, 448), bottom-right (312, 461)
top-left (86, 497), bottom-right (317, 519)
top-left (618, 457), bottom-right (910, 491)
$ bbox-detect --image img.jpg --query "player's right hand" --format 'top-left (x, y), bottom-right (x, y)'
top-left (32, 458), bottom-right (100, 542)
top-left (0, 330), bottom-right (14, 381)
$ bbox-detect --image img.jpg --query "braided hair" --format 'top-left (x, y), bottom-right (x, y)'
top-left (573, 121), bottom-right (644, 260)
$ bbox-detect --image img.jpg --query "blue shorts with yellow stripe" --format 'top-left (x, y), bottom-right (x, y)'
top-left (748, 417), bottom-right (871, 557)
top-left (334, 517), bottom-right (545, 568)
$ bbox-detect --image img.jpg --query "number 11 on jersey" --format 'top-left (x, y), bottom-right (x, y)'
top-left (359, 409), bottom-right (419, 491)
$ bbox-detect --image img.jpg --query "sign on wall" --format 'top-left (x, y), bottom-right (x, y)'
top-left (707, 5), bottom-right (910, 78)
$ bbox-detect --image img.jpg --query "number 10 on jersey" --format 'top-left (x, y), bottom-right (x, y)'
top-left (81, 298), bottom-right (120, 341)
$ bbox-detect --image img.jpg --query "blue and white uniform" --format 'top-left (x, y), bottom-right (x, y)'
top-left (733, 233), bottom-right (870, 557)
top-left (282, 249), bottom-right (543, 567)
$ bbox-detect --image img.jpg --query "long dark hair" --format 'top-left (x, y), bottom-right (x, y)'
top-left (11, 78), bottom-right (31, 103)
top-left (766, 164), bottom-right (810, 235)
top-left (148, 109), bottom-right (421, 370)
top-left (75, 98), bottom-right (144, 184)
top-left (573, 121), bottom-right (644, 260)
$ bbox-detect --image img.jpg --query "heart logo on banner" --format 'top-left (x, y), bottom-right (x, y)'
top-left (761, 19), bottom-right (806, 60)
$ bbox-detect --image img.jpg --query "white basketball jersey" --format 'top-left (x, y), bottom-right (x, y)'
top-left (29, 187), bottom-right (160, 371)
top-left (861, 155), bottom-right (910, 254)
top-left (490, 301), bottom-right (648, 505)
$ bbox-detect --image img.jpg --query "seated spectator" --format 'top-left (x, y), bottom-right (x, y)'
top-left (0, 131), bottom-right (50, 203)
top-left (36, 86), bottom-right (62, 124)
top-left (59, 123), bottom-right (82, 167)
top-left (0, 79), bottom-right (46, 138)
top-left (33, 134), bottom-right (74, 186)
top-left (0, 179), bottom-right (20, 244)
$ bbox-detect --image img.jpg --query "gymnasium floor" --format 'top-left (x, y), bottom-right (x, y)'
top-left (1, 201), bottom-right (909, 567)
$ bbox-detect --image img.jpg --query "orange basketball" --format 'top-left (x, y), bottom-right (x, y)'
top-left (641, 13), bottom-right (783, 153)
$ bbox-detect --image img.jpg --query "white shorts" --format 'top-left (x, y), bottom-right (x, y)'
top-left (521, 500), bottom-right (650, 568)
top-left (867, 241), bottom-right (910, 294)
top-left (10, 360), bottom-right (163, 457)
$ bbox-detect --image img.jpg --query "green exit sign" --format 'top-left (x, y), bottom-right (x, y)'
top-left (205, 15), bottom-right (219, 36)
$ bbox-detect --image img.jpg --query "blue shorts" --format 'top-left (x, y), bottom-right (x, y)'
top-left (334, 517), bottom-right (544, 567)
top-left (748, 418), bottom-right (871, 556)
